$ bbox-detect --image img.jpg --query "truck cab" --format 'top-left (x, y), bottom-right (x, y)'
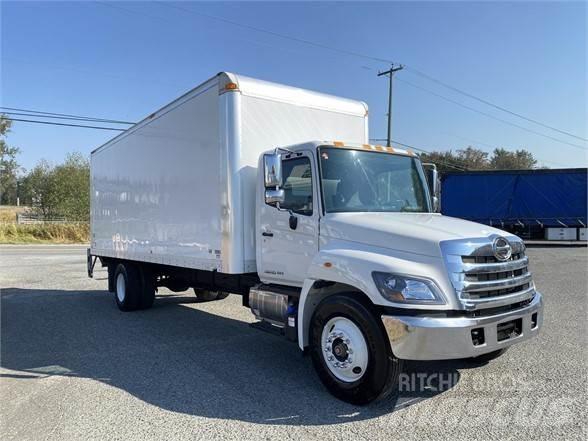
top-left (252, 140), bottom-right (543, 403)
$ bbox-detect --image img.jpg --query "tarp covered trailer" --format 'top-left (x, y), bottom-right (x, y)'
top-left (440, 168), bottom-right (588, 238)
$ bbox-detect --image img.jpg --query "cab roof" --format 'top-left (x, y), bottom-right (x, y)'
top-left (274, 141), bottom-right (418, 158)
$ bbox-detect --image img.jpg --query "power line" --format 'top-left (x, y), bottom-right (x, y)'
top-left (11, 4), bottom-right (584, 159)
top-left (0, 110), bottom-right (134, 125)
top-left (405, 66), bottom-right (587, 142)
top-left (154, 1), bottom-right (584, 146)
top-left (396, 77), bottom-right (587, 151)
top-left (99, 1), bottom-right (584, 155)
top-left (6, 118), bottom-right (126, 131)
top-left (154, 1), bottom-right (393, 65)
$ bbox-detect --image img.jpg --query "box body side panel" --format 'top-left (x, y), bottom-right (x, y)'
top-left (91, 83), bottom-right (223, 270)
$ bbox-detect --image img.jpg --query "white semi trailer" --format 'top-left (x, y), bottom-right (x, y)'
top-left (89, 72), bottom-right (543, 404)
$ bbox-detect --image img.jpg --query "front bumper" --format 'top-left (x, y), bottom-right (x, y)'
top-left (381, 292), bottom-right (543, 360)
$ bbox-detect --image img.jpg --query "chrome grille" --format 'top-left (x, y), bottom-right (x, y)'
top-left (441, 236), bottom-right (536, 310)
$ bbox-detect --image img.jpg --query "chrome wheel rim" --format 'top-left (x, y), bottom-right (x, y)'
top-left (321, 316), bottom-right (368, 382)
top-left (116, 273), bottom-right (126, 303)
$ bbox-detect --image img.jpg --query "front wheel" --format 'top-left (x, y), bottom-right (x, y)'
top-left (310, 294), bottom-right (403, 405)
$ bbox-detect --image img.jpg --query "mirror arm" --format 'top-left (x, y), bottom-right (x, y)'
top-left (422, 162), bottom-right (440, 213)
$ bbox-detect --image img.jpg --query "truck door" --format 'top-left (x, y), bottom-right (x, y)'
top-left (258, 153), bottom-right (319, 287)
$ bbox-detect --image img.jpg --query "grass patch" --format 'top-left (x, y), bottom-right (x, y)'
top-left (0, 222), bottom-right (90, 244)
top-left (0, 205), bottom-right (27, 223)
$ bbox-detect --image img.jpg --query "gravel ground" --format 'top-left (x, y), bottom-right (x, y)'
top-left (1, 245), bottom-right (586, 440)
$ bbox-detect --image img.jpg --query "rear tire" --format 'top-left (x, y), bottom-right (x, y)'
top-left (114, 262), bottom-right (155, 311)
top-left (193, 289), bottom-right (229, 302)
top-left (310, 294), bottom-right (403, 405)
top-left (114, 263), bottom-right (142, 311)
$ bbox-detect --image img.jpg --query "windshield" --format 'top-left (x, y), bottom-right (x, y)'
top-left (318, 147), bottom-right (431, 213)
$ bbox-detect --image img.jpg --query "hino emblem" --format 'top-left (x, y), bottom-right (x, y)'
top-left (492, 237), bottom-right (512, 261)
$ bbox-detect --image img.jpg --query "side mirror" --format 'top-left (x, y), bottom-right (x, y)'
top-left (264, 153), bottom-right (282, 188)
top-left (422, 163), bottom-right (441, 213)
top-left (265, 189), bottom-right (285, 205)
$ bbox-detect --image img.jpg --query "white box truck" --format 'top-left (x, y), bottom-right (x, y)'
top-left (89, 72), bottom-right (543, 404)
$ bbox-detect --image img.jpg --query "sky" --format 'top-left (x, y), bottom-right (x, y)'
top-left (1, 0), bottom-right (587, 171)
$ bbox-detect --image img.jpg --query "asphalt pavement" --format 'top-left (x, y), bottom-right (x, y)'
top-left (1, 245), bottom-right (586, 440)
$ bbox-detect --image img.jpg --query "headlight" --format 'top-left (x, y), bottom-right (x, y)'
top-left (372, 272), bottom-right (445, 304)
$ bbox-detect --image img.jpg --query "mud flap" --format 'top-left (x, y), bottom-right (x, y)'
top-left (87, 248), bottom-right (97, 278)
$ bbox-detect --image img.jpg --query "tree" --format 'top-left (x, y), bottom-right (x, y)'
top-left (420, 145), bottom-right (537, 173)
top-left (53, 152), bottom-right (90, 221)
top-left (457, 146), bottom-right (490, 170)
top-left (20, 152), bottom-right (90, 221)
top-left (490, 148), bottom-right (537, 170)
top-left (420, 146), bottom-right (490, 174)
top-left (0, 115), bottom-right (22, 205)
top-left (20, 160), bottom-right (59, 218)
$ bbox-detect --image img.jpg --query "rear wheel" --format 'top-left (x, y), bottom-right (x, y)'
top-left (310, 294), bottom-right (403, 405)
top-left (114, 263), bottom-right (141, 311)
top-left (113, 262), bottom-right (155, 311)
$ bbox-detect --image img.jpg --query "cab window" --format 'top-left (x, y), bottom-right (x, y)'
top-left (280, 157), bottom-right (313, 215)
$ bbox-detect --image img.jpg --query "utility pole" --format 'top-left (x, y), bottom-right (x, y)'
top-left (378, 64), bottom-right (404, 147)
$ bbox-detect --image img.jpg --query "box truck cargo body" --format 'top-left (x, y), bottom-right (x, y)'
top-left (89, 72), bottom-right (543, 405)
top-left (91, 73), bottom-right (368, 274)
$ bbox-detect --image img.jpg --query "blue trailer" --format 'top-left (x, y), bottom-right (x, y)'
top-left (440, 168), bottom-right (588, 238)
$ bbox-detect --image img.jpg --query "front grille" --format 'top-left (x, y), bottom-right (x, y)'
top-left (466, 282), bottom-right (531, 299)
top-left (462, 252), bottom-right (524, 265)
top-left (442, 237), bottom-right (535, 309)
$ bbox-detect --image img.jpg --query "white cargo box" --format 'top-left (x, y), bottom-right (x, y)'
top-left (90, 72), bottom-right (368, 274)
top-left (579, 228), bottom-right (587, 241)
top-left (544, 227), bottom-right (577, 241)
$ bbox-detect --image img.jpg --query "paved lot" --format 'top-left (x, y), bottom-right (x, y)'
top-left (1, 245), bottom-right (586, 440)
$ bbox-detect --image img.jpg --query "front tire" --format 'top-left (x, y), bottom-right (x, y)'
top-left (310, 294), bottom-right (403, 405)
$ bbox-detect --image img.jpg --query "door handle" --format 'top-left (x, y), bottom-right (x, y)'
top-left (262, 232), bottom-right (274, 237)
